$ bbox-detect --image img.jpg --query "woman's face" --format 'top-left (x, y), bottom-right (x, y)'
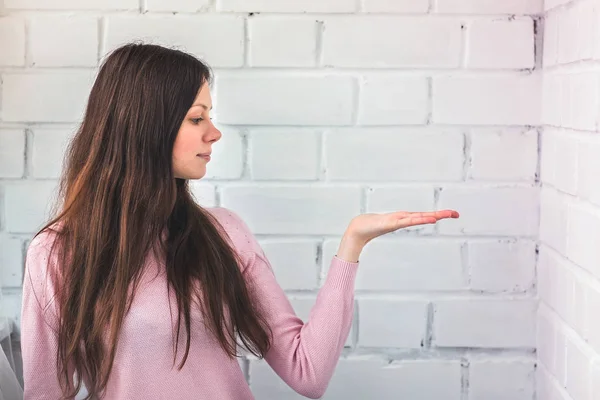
top-left (172, 83), bottom-right (221, 180)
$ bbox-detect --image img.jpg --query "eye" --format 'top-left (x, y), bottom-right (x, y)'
top-left (191, 117), bottom-right (204, 125)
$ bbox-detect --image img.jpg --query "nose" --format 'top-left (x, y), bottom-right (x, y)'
top-left (205, 121), bottom-right (222, 143)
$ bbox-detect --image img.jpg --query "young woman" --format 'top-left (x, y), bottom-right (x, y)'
top-left (20, 43), bottom-right (459, 400)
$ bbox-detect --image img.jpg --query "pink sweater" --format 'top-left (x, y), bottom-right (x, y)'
top-left (20, 207), bottom-right (358, 399)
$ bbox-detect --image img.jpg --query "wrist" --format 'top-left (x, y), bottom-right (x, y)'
top-left (336, 232), bottom-right (365, 263)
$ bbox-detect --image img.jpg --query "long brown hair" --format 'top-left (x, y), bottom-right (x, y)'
top-left (35, 43), bottom-right (271, 399)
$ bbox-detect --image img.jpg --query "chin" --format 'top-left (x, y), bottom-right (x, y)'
top-left (175, 170), bottom-right (206, 180)
top-left (186, 172), bottom-right (206, 180)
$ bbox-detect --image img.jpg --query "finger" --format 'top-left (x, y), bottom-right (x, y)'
top-left (388, 211), bottom-right (410, 219)
top-left (396, 216), bottom-right (437, 228)
top-left (410, 210), bottom-right (459, 219)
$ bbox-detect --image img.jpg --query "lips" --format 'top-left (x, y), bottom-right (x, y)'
top-left (197, 153), bottom-right (211, 161)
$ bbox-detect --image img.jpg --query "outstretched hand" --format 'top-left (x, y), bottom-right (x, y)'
top-left (346, 210), bottom-right (460, 246)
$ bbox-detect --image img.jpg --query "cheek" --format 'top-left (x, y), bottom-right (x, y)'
top-left (173, 126), bottom-right (200, 160)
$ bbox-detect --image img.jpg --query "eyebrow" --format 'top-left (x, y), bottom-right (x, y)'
top-left (191, 103), bottom-right (213, 110)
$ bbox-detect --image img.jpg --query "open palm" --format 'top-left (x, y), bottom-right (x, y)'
top-left (347, 210), bottom-right (460, 245)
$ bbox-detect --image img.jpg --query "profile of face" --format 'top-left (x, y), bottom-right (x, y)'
top-left (172, 83), bottom-right (222, 180)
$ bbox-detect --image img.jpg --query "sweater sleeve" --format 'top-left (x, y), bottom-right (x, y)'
top-left (21, 235), bottom-right (75, 399)
top-left (225, 212), bottom-right (358, 399)
top-left (247, 252), bottom-right (358, 398)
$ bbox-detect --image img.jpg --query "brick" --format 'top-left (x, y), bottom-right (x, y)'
top-left (204, 127), bottom-right (244, 180)
top-left (466, 19), bottom-right (534, 69)
top-left (325, 128), bottom-right (464, 182)
top-left (367, 186), bottom-right (435, 212)
top-left (31, 128), bottom-right (74, 179)
top-left (216, 0), bottom-right (355, 12)
top-left (554, 75), bottom-right (573, 128)
top-left (249, 129), bottom-right (320, 181)
top-left (30, 16), bottom-right (98, 67)
top-left (248, 18), bottom-right (317, 67)
top-left (144, 0), bottom-right (211, 12)
top-left (578, 138), bottom-right (600, 207)
top-left (189, 182), bottom-right (216, 207)
top-left (537, 309), bottom-right (568, 392)
top-left (358, 299), bottom-right (427, 348)
top-left (433, 299), bottom-right (537, 348)
top-left (215, 75), bottom-right (355, 125)
top-left (536, 310), bottom-right (555, 373)
top-left (4, 182), bottom-right (58, 234)
top-left (0, 236), bottom-right (23, 288)
top-left (565, 337), bottom-right (594, 400)
top-left (543, 12), bottom-right (559, 68)
top-left (437, 186), bottom-right (539, 236)
top-left (585, 286), bottom-right (600, 353)
top-left (540, 128), bottom-right (557, 186)
top-left (565, 0), bottom-right (596, 62)
top-left (571, 276), bottom-right (588, 337)
top-left (326, 359), bottom-right (462, 400)
top-left (5, 0), bottom-right (138, 9)
top-left (470, 359), bottom-right (536, 400)
top-left (248, 359), bottom-right (307, 399)
top-left (593, 359), bottom-right (600, 399)
top-left (1, 73), bottom-right (93, 123)
top-left (0, 291), bottom-right (22, 328)
top-left (539, 188), bottom-right (568, 254)
top-left (105, 16), bottom-right (244, 67)
top-left (322, 17), bottom-right (462, 68)
top-left (220, 186), bottom-right (361, 235)
top-left (469, 240), bottom-right (536, 292)
top-left (566, 204), bottom-right (600, 279)
top-left (537, 366), bottom-right (573, 400)
top-left (594, 2), bottom-right (600, 60)
top-left (552, 133), bottom-right (578, 195)
top-left (545, 0), bottom-right (572, 11)
top-left (323, 239), bottom-right (464, 291)
top-left (554, 329), bottom-right (568, 386)
top-left (538, 247), bottom-right (572, 322)
top-left (435, 0), bottom-right (542, 14)
top-left (366, 186), bottom-right (435, 234)
top-left (0, 18), bottom-right (25, 66)
top-left (557, 5), bottom-right (578, 64)
top-left (469, 128), bottom-right (538, 182)
top-left (541, 74), bottom-right (562, 127)
top-left (358, 76), bottom-right (429, 125)
top-left (0, 130), bottom-right (25, 178)
top-left (537, 248), bottom-right (556, 314)
top-left (250, 358), bottom-right (462, 400)
top-left (288, 297), bottom-right (352, 347)
top-left (433, 74), bottom-right (541, 125)
top-left (568, 73), bottom-right (599, 131)
top-left (260, 241), bottom-right (319, 290)
top-left (363, 0), bottom-right (429, 12)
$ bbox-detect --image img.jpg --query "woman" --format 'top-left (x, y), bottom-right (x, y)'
top-left (20, 43), bottom-right (459, 400)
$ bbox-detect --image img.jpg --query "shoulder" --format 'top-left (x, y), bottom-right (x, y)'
top-left (25, 227), bottom-right (61, 310)
top-left (204, 207), bottom-right (264, 268)
top-left (27, 227), bottom-right (60, 271)
top-left (205, 207), bottom-right (256, 250)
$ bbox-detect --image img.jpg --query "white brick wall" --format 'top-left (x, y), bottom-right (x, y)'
top-left (322, 17), bottom-right (463, 68)
top-left (433, 299), bottom-right (537, 348)
top-left (248, 17), bottom-right (318, 67)
top-left (0, 0), bottom-right (576, 398)
top-left (466, 19), bottom-right (535, 69)
top-left (30, 16), bottom-right (99, 67)
top-left (433, 74), bottom-right (542, 125)
top-left (469, 358), bottom-right (536, 400)
top-left (538, 1), bottom-right (600, 400)
top-left (215, 75), bottom-right (355, 125)
top-left (0, 18), bottom-right (26, 67)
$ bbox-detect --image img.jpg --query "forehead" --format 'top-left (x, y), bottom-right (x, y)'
top-left (194, 82), bottom-right (212, 102)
